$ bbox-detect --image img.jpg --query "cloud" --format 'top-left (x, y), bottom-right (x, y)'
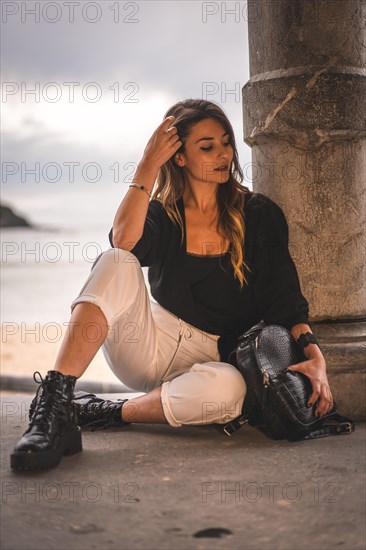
top-left (1, 0), bottom-right (252, 226)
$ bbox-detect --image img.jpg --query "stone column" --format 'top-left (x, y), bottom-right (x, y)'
top-left (243, 0), bottom-right (366, 419)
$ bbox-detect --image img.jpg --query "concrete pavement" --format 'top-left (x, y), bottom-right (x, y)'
top-left (1, 395), bottom-right (365, 550)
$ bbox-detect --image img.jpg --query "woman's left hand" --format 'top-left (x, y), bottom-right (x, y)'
top-left (287, 356), bottom-right (334, 417)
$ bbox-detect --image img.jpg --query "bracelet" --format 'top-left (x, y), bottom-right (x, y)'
top-left (129, 182), bottom-right (151, 198)
top-left (296, 332), bottom-right (319, 350)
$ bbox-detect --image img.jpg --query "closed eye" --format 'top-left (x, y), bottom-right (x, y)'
top-left (201, 142), bottom-right (232, 152)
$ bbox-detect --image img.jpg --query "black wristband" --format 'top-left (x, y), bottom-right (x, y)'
top-left (296, 332), bottom-right (319, 350)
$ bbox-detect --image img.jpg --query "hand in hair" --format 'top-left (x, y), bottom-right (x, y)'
top-left (141, 116), bottom-right (182, 171)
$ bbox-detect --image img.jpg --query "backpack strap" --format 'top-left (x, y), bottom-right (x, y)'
top-left (220, 413), bottom-right (355, 439)
top-left (298, 414), bottom-right (355, 440)
top-left (220, 415), bottom-right (249, 436)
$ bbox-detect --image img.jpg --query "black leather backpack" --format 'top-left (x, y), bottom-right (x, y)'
top-left (221, 321), bottom-right (355, 441)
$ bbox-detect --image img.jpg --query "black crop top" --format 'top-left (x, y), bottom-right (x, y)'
top-left (184, 251), bottom-right (246, 336)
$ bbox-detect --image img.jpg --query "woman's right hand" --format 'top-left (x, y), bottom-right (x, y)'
top-left (139, 115), bottom-right (182, 172)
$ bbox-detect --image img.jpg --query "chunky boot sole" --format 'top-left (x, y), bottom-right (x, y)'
top-left (10, 427), bottom-right (82, 471)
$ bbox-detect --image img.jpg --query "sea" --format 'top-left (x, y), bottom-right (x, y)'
top-left (1, 225), bottom-right (151, 325)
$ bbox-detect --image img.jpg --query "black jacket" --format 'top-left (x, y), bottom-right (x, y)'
top-left (109, 191), bottom-right (310, 362)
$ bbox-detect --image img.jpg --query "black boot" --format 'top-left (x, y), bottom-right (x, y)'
top-left (73, 391), bottom-right (130, 431)
top-left (11, 371), bottom-right (82, 471)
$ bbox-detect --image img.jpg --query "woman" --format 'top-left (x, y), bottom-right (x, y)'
top-left (11, 99), bottom-right (334, 471)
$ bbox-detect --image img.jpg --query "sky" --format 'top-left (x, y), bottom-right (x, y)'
top-left (1, 0), bottom-right (252, 230)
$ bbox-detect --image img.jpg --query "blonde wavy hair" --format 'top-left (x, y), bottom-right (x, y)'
top-left (151, 99), bottom-right (252, 288)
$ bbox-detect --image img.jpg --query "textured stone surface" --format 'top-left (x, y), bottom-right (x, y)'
top-left (244, 72), bottom-right (366, 147)
top-left (245, 139), bottom-right (366, 318)
top-left (242, 0), bottom-right (366, 417)
top-left (1, 395), bottom-right (365, 550)
top-left (247, 1), bottom-right (365, 74)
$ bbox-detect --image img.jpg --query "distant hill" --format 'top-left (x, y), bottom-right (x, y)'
top-left (0, 204), bottom-right (33, 228)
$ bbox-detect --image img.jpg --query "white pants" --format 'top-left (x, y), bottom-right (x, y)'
top-left (71, 248), bottom-right (246, 427)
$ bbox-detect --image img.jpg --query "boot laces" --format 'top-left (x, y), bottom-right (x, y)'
top-left (81, 399), bottom-right (127, 431)
top-left (29, 371), bottom-right (62, 429)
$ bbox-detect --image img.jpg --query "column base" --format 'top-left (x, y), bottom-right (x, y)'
top-left (311, 318), bottom-right (366, 420)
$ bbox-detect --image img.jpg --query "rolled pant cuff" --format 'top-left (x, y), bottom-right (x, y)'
top-left (160, 381), bottom-right (182, 428)
top-left (71, 294), bottom-right (115, 330)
